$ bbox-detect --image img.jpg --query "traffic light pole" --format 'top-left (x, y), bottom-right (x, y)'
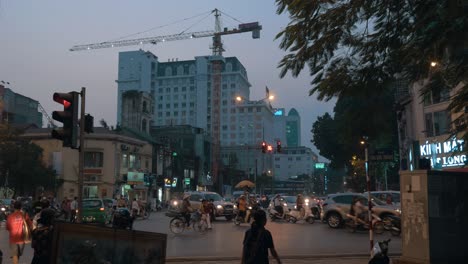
top-left (77, 87), bottom-right (86, 223)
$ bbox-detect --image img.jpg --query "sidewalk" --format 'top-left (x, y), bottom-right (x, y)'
top-left (167, 255), bottom-right (401, 264)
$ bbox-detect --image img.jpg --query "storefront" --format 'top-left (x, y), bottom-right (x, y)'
top-left (121, 171), bottom-right (148, 201)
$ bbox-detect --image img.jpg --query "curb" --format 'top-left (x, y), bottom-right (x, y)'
top-left (166, 253), bottom-right (401, 262)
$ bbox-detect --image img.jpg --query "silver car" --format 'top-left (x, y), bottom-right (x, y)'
top-left (168, 191), bottom-right (235, 220)
top-left (321, 193), bottom-right (401, 228)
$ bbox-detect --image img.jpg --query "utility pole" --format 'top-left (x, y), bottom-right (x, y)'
top-left (77, 87), bottom-right (86, 223)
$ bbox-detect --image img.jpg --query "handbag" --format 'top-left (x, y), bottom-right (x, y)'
top-left (22, 213), bottom-right (32, 244)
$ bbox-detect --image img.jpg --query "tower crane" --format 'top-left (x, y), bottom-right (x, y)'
top-left (70, 8), bottom-right (262, 191)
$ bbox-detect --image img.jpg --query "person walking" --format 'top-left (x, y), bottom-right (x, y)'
top-left (70, 197), bottom-right (78, 223)
top-left (6, 200), bottom-right (32, 264)
top-left (31, 208), bottom-right (55, 264)
top-left (242, 210), bottom-right (281, 264)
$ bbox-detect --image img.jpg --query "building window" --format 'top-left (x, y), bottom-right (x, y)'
top-left (174, 87), bottom-right (179, 92)
top-left (425, 110), bottom-right (451, 137)
top-left (275, 157), bottom-right (280, 161)
top-left (296, 157), bottom-right (301, 161)
top-left (142, 119), bottom-right (147, 131)
top-left (288, 157), bottom-right (293, 161)
top-left (158, 104), bottom-right (162, 109)
top-left (158, 112), bottom-right (162, 117)
top-left (275, 165), bottom-right (280, 169)
top-left (166, 87), bottom-right (170, 93)
top-left (182, 102), bottom-right (187, 108)
top-left (174, 103), bottom-right (179, 108)
top-left (166, 103), bottom-right (170, 108)
top-left (129, 154), bottom-right (136, 169)
top-left (84, 152), bottom-right (103, 168)
top-left (182, 86), bottom-right (187, 92)
top-left (190, 86), bottom-right (195, 91)
top-left (166, 112), bottom-right (171, 117)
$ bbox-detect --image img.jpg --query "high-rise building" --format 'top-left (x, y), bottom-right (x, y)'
top-left (116, 50), bottom-right (253, 146)
top-left (286, 108), bottom-right (301, 147)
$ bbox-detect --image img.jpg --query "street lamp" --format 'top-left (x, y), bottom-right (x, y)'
top-left (360, 136), bottom-right (373, 253)
top-left (235, 94), bottom-right (275, 103)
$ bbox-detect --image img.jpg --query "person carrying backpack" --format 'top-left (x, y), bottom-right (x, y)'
top-left (241, 210), bottom-right (281, 264)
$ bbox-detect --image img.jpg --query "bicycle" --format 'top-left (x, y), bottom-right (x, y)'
top-left (169, 211), bottom-right (208, 234)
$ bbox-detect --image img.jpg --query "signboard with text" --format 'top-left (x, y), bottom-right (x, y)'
top-left (369, 148), bottom-right (394, 162)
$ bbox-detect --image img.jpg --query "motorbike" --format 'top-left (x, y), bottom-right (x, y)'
top-left (386, 215), bottom-right (401, 236)
top-left (132, 202), bottom-right (150, 220)
top-left (287, 206), bottom-right (315, 224)
top-left (369, 239), bottom-right (391, 264)
top-left (345, 213), bottom-right (385, 234)
top-left (268, 204), bottom-right (289, 221)
top-left (234, 203), bottom-right (260, 225)
top-left (112, 207), bottom-right (134, 229)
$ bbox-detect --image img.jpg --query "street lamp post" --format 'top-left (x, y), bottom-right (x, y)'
top-left (361, 137), bottom-right (373, 253)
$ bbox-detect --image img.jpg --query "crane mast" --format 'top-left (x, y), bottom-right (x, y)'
top-left (70, 9), bottom-right (262, 192)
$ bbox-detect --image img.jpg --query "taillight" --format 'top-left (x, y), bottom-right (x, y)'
top-left (100, 207), bottom-right (105, 211)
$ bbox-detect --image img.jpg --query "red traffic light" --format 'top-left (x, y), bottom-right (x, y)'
top-left (53, 93), bottom-right (73, 108)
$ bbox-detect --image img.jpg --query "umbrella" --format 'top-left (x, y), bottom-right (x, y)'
top-left (235, 180), bottom-right (255, 189)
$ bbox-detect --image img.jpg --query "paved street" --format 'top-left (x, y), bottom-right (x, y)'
top-left (0, 211), bottom-right (401, 263)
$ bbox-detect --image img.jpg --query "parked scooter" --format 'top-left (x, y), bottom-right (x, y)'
top-left (287, 206), bottom-right (315, 224)
top-left (345, 213), bottom-right (385, 234)
top-left (369, 239), bottom-right (391, 264)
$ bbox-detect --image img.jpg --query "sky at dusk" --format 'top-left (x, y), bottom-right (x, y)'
top-left (0, 0), bottom-right (335, 158)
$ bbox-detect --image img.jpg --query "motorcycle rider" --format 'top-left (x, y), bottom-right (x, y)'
top-left (237, 195), bottom-right (247, 222)
top-left (296, 194), bottom-right (305, 218)
top-left (272, 194), bottom-right (284, 217)
top-left (350, 197), bottom-right (367, 225)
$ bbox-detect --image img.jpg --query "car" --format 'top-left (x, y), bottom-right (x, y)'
top-left (168, 191), bottom-right (235, 220)
top-left (281, 196), bottom-right (297, 211)
top-left (81, 198), bottom-right (110, 225)
top-left (321, 193), bottom-right (401, 228)
top-left (368, 191), bottom-right (401, 206)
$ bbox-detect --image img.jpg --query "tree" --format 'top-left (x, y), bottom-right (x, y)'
top-left (0, 125), bottom-right (56, 196)
top-left (276, 0), bottom-right (468, 143)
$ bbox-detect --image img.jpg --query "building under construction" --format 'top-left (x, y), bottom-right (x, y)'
top-left (0, 83), bottom-right (42, 127)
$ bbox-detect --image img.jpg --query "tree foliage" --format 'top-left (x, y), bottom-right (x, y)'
top-left (276, 0), bottom-right (468, 140)
top-left (0, 125), bottom-right (56, 196)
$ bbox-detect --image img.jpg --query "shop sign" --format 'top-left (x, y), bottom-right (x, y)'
top-left (127, 172), bottom-right (145, 185)
top-left (420, 138), bottom-right (466, 168)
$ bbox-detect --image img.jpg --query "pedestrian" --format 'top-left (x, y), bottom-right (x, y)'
top-left (31, 208), bottom-right (55, 264)
top-left (70, 197), bottom-right (78, 222)
top-left (32, 199), bottom-right (50, 230)
top-left (132, 198), bottom-right (140, 217)
top-left (241, 210), bottom-right (281, 264)
top-left (6, 200), bottom-right (33, 264)
top-left (199, 199), bottom-right (212, 229)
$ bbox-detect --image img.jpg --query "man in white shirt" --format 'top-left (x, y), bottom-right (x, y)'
top-left (131, 198), bottom-right (140, 216)
top-left (70, 197), bottom-right (78, 223)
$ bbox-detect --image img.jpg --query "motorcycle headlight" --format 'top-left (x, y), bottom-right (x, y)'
top-left (305, 199), bottom-right (309, 203)
top-left (248, 206), bottom-right (252, 210)
top-left (233, 205), bottom-right (237, 209)
top-left (173, 201), bottom-right (178, 206)
top-left (395, 208), bottom-right (401, 214)
top-left (216, 205), bottom-right (223, 209)
top-left (1, 208), bottom-right (5, 211)
top-left (283, 203), bottom-right (287, 207)
top-left (294, 205), bottom-right (297, 209)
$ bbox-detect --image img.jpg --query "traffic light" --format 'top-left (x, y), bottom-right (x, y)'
top-left (267, 145), bottom-right (273, 152)
top-left (261, 141), bottom-right (267, 153)
top-left (51, 92), bottom-right (79, 148)
top-left (84, 114), bottom-right (94, 133)
top-left (277, 140), bottom-right (282, 153)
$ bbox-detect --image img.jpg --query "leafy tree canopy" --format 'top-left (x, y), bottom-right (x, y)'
top-left (276, 0), bottom-right (467, 139)
top-left (0, 125), bottom-right (56, 196)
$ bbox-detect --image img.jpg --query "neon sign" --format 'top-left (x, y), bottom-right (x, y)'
top-left (420, 138), bottom-right (466, 168)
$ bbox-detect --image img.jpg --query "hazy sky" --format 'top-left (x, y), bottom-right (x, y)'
top-left (0, 0), bottom-right (335, 158)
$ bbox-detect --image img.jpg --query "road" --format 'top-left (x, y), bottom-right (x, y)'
top-left (0, 211), bottom-right (401, 263)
